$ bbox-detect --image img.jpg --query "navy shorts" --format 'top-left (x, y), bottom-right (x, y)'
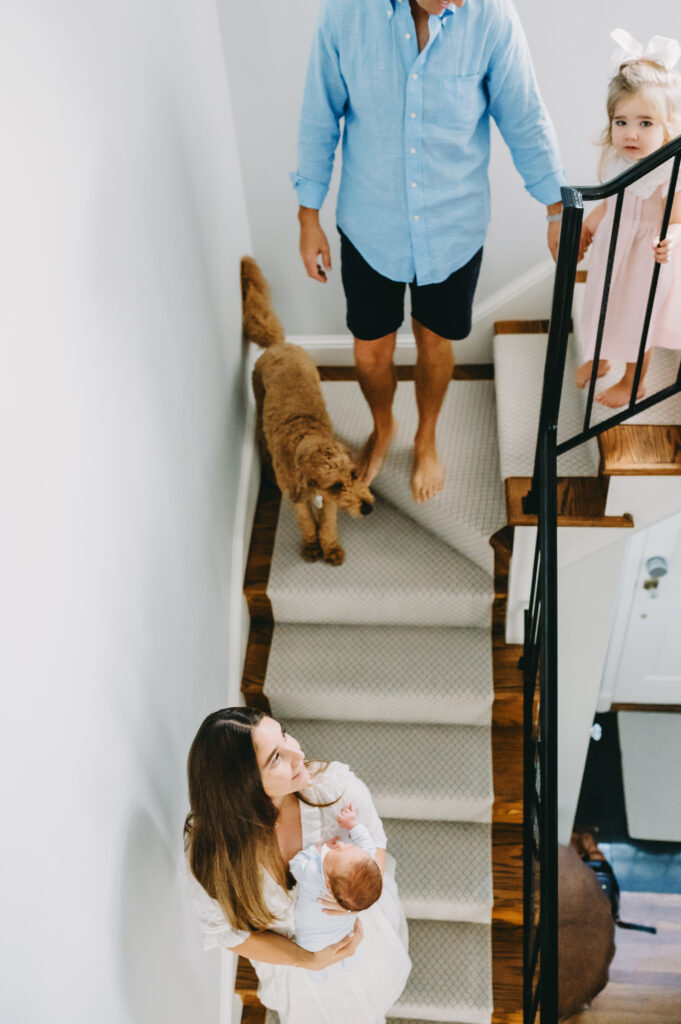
top-left (338, 228), bottom-right (483, 342)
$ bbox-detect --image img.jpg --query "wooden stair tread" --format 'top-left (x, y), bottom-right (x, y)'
top-left (599, 424), bottom-right (681, 476)
top-left (505, 477), bottom-right (634, 528)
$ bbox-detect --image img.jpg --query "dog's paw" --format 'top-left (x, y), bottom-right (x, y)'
top-left (301, 541), bottom-right (323, 562)
top-left (322, 544), bottom-right (345, 566)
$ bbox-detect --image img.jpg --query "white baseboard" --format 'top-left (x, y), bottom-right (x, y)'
top-left (227, 351), bottom-right (261, 708)
top-left (288, 258), bottom-right (556, 365)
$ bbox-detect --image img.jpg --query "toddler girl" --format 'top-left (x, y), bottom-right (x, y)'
top-left (575, 29), bottom-right (681, 408)
top-left (290, 802), bottom-right (382, 980)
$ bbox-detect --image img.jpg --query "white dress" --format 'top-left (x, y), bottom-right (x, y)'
top-left (186, 762), bottom-right (411, 1024)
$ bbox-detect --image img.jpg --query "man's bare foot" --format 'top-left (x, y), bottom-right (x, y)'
top-left (574, 359), bottom-right (611, 389)
top-left (356, 418), bottom-right (397, 486)
top-left (596, 379), bottom-right (645, 408)
top-left (411, 443), bottom-right (444, 503)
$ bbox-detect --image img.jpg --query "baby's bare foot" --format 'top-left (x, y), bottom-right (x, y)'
top-left (574, 359), bottom-right (611, 389)
top-left (596, 379), bottom-right (645, 408)
top-left (411, 443), bottom-right (444, 503)
top-left (356, 418), bottom-right (397, 486)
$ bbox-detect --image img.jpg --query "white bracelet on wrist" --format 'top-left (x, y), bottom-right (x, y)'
top-left (546, 212), bottom-right (563, 223)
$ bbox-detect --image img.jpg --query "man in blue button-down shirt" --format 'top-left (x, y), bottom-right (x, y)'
top-left (293, 0), bottom-right (566, 502)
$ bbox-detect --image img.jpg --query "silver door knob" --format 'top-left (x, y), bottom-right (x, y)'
top-left (645, 556), bottom-right (669, 579)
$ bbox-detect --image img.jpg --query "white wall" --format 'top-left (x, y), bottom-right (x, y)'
top-left (0, 3), bottom-right (250, 1022)
top-left (219, 0), bottom-right (679, 340)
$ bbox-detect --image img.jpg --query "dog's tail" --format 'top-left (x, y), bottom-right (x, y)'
top-left (241, 256), bottom-right (285, 349)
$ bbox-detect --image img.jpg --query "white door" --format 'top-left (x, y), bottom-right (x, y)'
top-left (610, 511), bottom-right (681, 706)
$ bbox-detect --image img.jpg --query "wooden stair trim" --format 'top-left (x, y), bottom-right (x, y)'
top-left (236, 957), bottom-right (260, 1005)
top-left (505, 477), bottom-right (634, 528)
top-left (494, 319), bottom-right (550, 335)
top-left (318, 364), bottom-right (494, 381)
top-left (240, 1003), bottom-right (267, 1024)
top-left (241, 469), bottom-right (281, 714)
top-left (599, 424), bottom-right (681, 476)
top-left (490, 526), bottom-right (524, 1019)
top-left (612, 703), bottom-right (681, 714)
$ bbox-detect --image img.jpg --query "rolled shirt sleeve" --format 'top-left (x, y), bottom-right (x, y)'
top-left (292, 0), bottom-right (348, 210)
top-left (485, 0), bottom-right (566, 205)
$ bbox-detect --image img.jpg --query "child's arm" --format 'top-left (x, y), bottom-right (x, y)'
top-left (653, 192), bottom-right (681, 264)
top-left (579, 201), bottom-right (608, 261)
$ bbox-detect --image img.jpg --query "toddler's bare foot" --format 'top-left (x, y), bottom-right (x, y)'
top-left (411, 443), bottom-right (444, 503)
top-left (596, 379), bottom-right (645, 408)
top-left (356, 417), bottom-right (397, 485)
top-left (574, 359), bottom-right (611, 389)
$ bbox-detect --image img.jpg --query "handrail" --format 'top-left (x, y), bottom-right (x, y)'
top-left (522, 133), bottom-right (681, 1024)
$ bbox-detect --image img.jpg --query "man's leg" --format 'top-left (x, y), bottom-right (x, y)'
top-left (354, 332), bottom-right (398, 485)
top-left (411, 319), bottom-right (453, 503)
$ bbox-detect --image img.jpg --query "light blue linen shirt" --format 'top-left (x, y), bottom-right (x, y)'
top-left (291, 0), bottom-right (567, 285)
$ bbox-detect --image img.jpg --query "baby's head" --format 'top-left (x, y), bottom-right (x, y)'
top-left (600, 58), bottom-right (681, 175)
top-left (323, 840), bottom-right (383, 912)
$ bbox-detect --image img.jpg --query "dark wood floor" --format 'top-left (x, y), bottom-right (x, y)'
top-left (567, 892), bottom-right (681, 1024)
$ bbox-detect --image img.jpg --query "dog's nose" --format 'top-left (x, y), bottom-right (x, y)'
top-left (360, 501), bottom-right (373, 516)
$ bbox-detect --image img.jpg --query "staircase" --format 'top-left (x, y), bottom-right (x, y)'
top-left (238, 364), bottom-right (524, 1024)
top-left (494, 278), bottom-right (681, 527)
top-left (235, 280), bottom-right (681, 1024)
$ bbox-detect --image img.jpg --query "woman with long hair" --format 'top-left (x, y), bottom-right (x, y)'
top-left (184, 707), bottom-right (411, 1023)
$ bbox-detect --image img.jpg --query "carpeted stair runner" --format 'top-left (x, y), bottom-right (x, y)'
top-left (321, 380), bottom-right (506, 575)
top-left (259, 373), bottom-right (504, 1022)
top-left (266, 623), bottom-right (493, 726)
top-left (269, 498), bottom-right (492, 627)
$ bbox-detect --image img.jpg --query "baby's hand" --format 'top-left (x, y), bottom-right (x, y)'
top-left (336, 803), bottom-right (357, 831)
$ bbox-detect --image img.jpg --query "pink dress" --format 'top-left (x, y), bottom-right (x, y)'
top-left (580, 169), bottom-right (681, 362)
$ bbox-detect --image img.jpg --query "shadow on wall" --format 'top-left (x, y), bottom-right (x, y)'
top-left (118, 807), bottom-right (218, 1024)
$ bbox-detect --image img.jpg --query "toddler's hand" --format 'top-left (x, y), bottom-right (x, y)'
top-left (653, 235), bottom-right (676, 264)
top-left (336, 803), bottom-right (357, 831)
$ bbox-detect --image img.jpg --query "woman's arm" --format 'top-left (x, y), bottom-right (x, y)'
top-left (229, 918), bottom-right (363, 969)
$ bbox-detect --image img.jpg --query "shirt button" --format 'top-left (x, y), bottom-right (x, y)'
top-left (411, 182), bottom-right (417, 188)
top-left (413, 215), bottom-right (419, 221)
top-left (405, 33), bottom-right (411, 40)
top-left (410, 147), bottom-right (416, 154)
top-left (412, 73), bottom-right (418, 80)
top-left (410, 112), bottom-right (416, 118)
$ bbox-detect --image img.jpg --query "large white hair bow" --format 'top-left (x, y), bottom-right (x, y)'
top-left (610, 27), bottom-right (681, 71)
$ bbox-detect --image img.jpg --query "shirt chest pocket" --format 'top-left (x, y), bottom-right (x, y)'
top-left (436, 72), bottom-right (485, 132)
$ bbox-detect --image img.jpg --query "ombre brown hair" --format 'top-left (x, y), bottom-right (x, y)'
top-left (184, 707), bottom-right (328, 933)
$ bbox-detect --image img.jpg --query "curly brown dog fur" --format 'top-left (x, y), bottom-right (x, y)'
top-left (242, 256), bottom-right (374, 565)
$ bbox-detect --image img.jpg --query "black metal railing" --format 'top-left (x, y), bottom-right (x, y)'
top-left (521, 134), bottom-right (681, 1024)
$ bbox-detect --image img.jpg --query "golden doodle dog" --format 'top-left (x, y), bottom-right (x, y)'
top-left (242, 257), bottom-right (374, 565)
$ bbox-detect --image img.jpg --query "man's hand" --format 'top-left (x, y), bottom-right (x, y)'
top-left (299, 207), bottom-right (331, 282)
